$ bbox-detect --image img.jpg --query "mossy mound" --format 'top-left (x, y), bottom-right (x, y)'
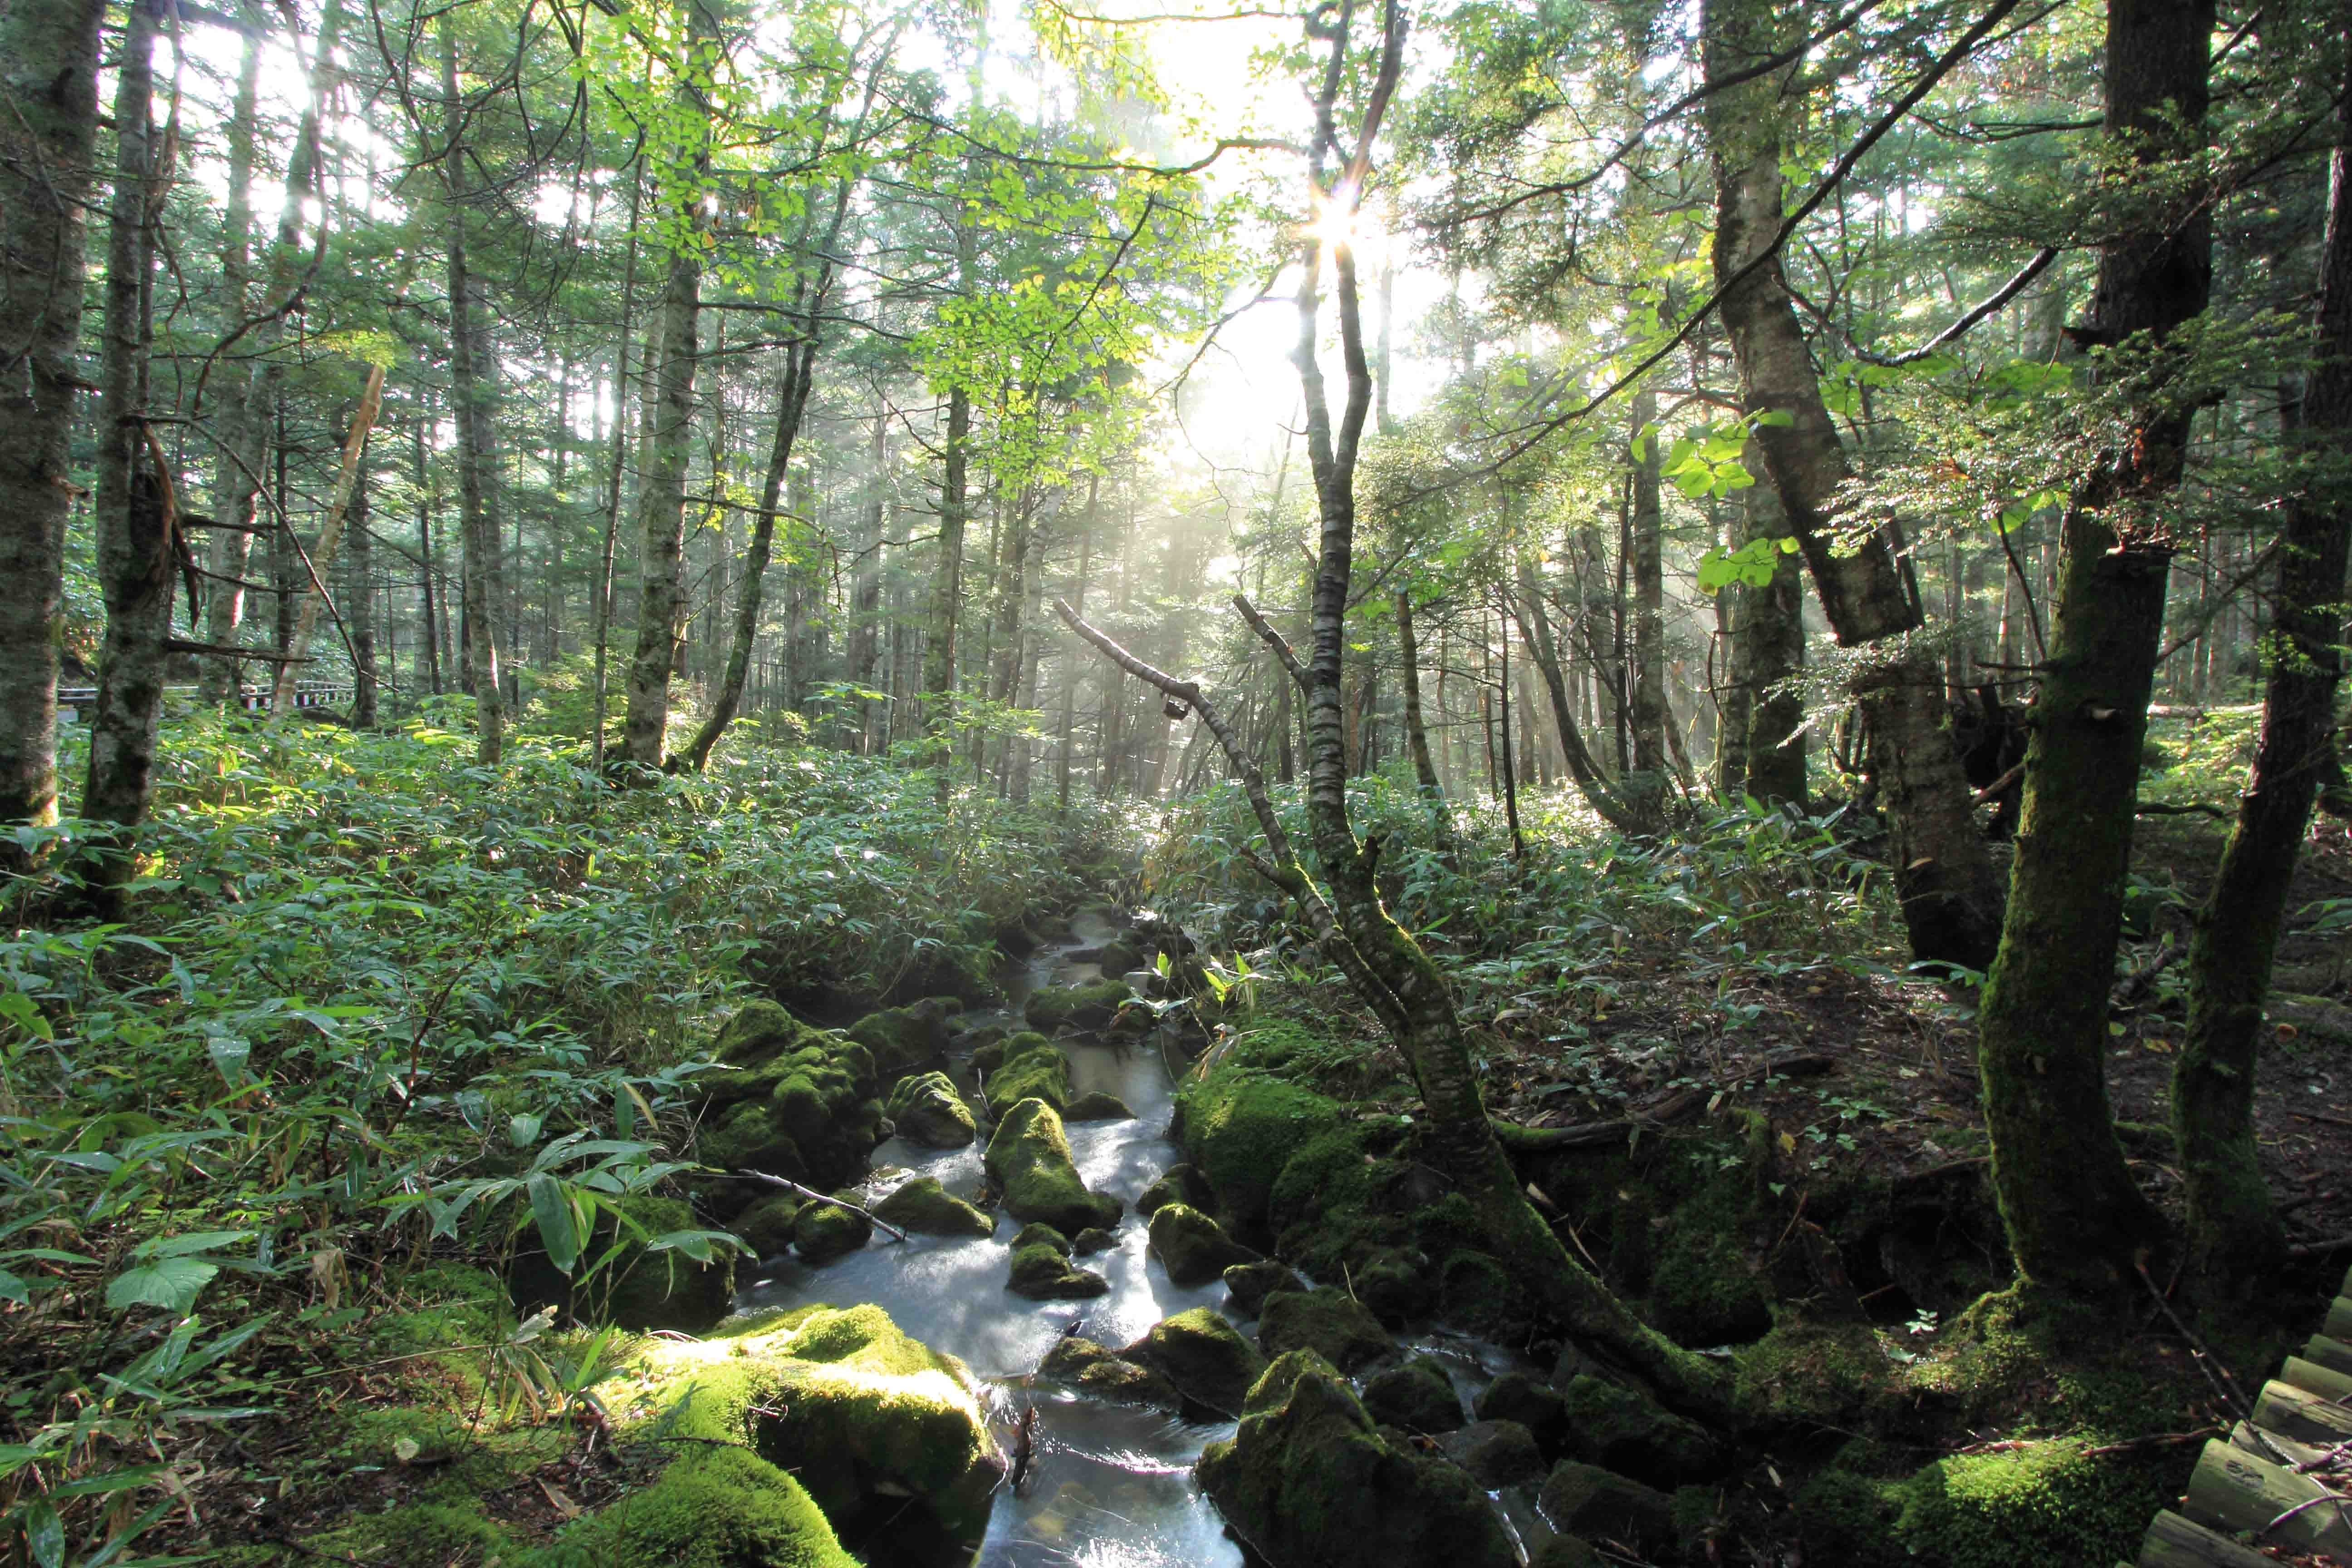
top-left (792, 1197), bottom-right (873, 1264)
top-left (871, 1176), bottom-right (994, 1238)
top-left (1223, 1259), bottom-right (1305, 1317)
top-left (1174, 1072), bottom-right (1347, 1235)
top-left (554, 1441), bottom-right (857, 1568)
top-left (509, 1191), bottom-right (734, 1333)
top-left (735, 1192), bottom-right (804, 1259)
top-left (983, 1032), bottom-right (1072, 1116)
top-left (1038, 1335), bottom-right (1181, 1408)
top-left (845, 998), bottom-right (956, 1081)
top-left (1734, 1320), bottom-right (1900, 1430)
top-left (1009, 1235), bottom-right (1110, 1299)
top-left (1097, 936), bottom-right (1146, 973)
top-left (883, 1072), bottom-right (976, 1149)
top-left (1475, 1371), bottom-right (1568, 1458)
top-left (1559, 1374), bottom-right (1723, 1486)
top-left (1537, 1462), bottom-right (1676, 1558)
top-left (1024, 977), bottom-right (1136, 1032)
top-left (1137, 1163), bottom-right (1211, 1216)
top-left (1122, 1307), bottom-right (1267, 1420)
top-left (1196, 1350), bottom-right (1516, 1568)
top-left (1064, 1090), bottom-right (1134, 1122)
top-left (1256, 1288), bottom-right (1394, 1372)
top-left (1644, 1169), bottom-right (1773, 1346)
top-left (983, 1098), bottom-right (1121, 1234)
top-left (1148, 1202), bottom-right (1261, 1286)
top-left (696, 1001), bottom-right (888, 1202)
top-left (1790, 1438), bottom-right (2177, 1568)
top-left (1362, 1356), bottom-right (1462, 1434)
top-left (1438, 1419), bottom-right (1546, 1487)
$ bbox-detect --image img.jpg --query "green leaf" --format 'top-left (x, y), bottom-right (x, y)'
top-left (139, 1231), bottom-right (249, 1259)
top-left (104, 1255), bottom-right (218, 1314)
top-left (529, 1175), bottom-right (582, 1276)
top-left (23, 1498), bottom-right (63, 1568)
top-left (0, 1268), bottom-right (25, 1305)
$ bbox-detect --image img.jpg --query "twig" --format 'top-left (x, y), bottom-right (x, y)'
top-left (736, 1170), bottom-right (906, 1242)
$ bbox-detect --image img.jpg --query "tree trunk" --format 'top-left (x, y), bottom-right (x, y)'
top-left (1396, 590), bottom-right (1453, 850)
top-left (82, 0), bottom-right (170, 862)
top-left (1736, 482), bottom-right (1808, 804)
top-left (350, 442), bottom-right (377, 728)
top-left (1979, 0), bottom-right (2213, 1300)
top-left (1627, 390), bottom-right (1668, 773)
top-left (193, 13), bottom-right (261, 706)
top-left (1703, 0), bottom-right (2002, 970)
top-left (441, 26), bottom-right (505, 764)
top-left (0, 0), bottom-right (103, 856)
top-left (414, 419), bottom-right (443, 697)
top-left (1515, 561), bottom-right (1655, 833)
top-left (924, 382), bottom-right (972, 770)
top-left (590, 176), bottom-right (643, 772)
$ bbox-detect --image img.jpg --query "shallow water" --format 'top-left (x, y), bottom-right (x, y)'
top-left (737, 911), bottom-right (1249, 1568)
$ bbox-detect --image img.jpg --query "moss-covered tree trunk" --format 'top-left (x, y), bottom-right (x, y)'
top-left (1395, 591), bottom-right (1454, 852)
top-left (1703, 0), bottom-right (2002, 971)
top-left (1735, 483), bottom-right (1807, 805)
top-left (1627, 389), bottom-right (1669, 775)
top-left (1978, 0), bottom-right (2213, 1299)
top-left (2171, 17), bottom-right (2350, 1298)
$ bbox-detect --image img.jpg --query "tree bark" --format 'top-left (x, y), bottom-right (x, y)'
top-left (82, 0), bottom-right (170, 863)
top-left (273, 365), bottom-right (383, 711)
top-left (441, 25), bottom-right (504, 764)
top-left (1978, 0), bottom-right (2213, 1301)
top-left (350, 441), bottom-right (377, 728)
top-left (1515, 561), bottom-right (1656, 834)
top-left (1628, 390), bottom-right (1669, 774)
top-left (2170, 9), bottom-right (2350, 1299)
top-left (1703, 0), bottom-right (2002, 970)
top-left (590, 176), bottom-right (643, 772)
top-left (193, 12), bottom-right (261, 706)
top-left (1396, 590), bottom-right (1454, 851)
top-left (0, 0), bottom-right (103, 857)
top-left (1735, 482), bottom-right (1808, 805)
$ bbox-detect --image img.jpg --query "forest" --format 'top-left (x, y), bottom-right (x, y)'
top-left (3, 0), bottom-right (2351, 1560)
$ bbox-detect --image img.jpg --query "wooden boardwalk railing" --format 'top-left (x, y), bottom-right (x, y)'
top-left (2125, 1263), bottom-right (2352, 1565)
top-left (56, 684), bottom-right (353, 724)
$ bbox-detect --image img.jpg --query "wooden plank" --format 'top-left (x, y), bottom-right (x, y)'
top-left (2253, 1377), bottom-right (2352, 1446)
top-left (2325, 1295), bottom-right (2352, 1344)
top-left (2134, 1508), bottom-right (2279, 1568)
top-left (2227, 1420), bottom-right (2331, 1470)
top-left (2179, 1438), bottom-right (2352, 1558)
top-left (2280, 1353), bottom-right (2352, 1404)
top-left (2300, 1333), bottom-right (2352, 1379)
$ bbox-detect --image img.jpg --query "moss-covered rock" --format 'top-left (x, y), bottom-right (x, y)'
top-left (984, 1098), bottom-right (1121, 1234)
top-left (1148, 1201), bottom-right (1261, 1286)
top-left (1436, 1248), bottom-right (1519, 1334)
top-left (1537, 1462), bottom-right (1676, 1556)
top-left (1064, 1090), bottom-right (1134, 1121)
top-left (1122, 1307), bottom-right (1268, 1420)
top-left (1175, 1073), bottom-right (1348, 1235)
top-left (1439, 1419), bottom-right (1546, 1487)
top-left (1071, 1226), bottom-right (1116, 1254)
top-left (1038, 1335), bottom-right (1181, 1408)
top-left (1474, 1371), bottom-right (1568, 1458)
top-left (1351, 1245), bottom-right (1435, 1325)
top-left (1257, 1288), bottom-right (1394, 1372)
top-left (734, 1192), bottom-right (804, 1259)
top-left (1025, 977), bottom-right (1135, 1032)
top-left (1559, 1374), bottom-right (1723, 1486)
top-left (846, 998), bottom-right (956, 1081)
top-left (793, 1196), bottom-right (873, 1264)
top-left (703, 1000), bottom-right (836, 1105)
top-left (1735, 1320), bottom-right (1900, 1429)
top-left (884, 1071), bottom-right (977, 1149)
top-left (510, 1191), bottom-right (734, 1333)
top-left (1647, 1196), bottom-right (1771, 1346)
top-left (1362, 1356), bottom-right (1462, 1434)
top-left (983, 1032), bottom-right (1072, 1116)
top-left (1098, 936), bottom-right (1146, 973)
top-left (1137, 1163), bottom-right (1210, 1217)
top-left (1222, 1259), bottom-right (1305, 1318)
top-left (1009, 1242), bottom-right (1111, 1299)
top-left (1884, 1439), bottom-right (2178, 1568)
top-left (1196, 1350), bottom-right (1516, 1568)
top-left (696, 1003), bottom-right (887, 1199)
top-left (872, 1176), bottom-right (994, 1238)
top-left (1530, 1537), bottom-right (1602, 1568)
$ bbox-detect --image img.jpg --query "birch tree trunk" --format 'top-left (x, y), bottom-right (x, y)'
top-left (0, 0), bottom-right (104, 855)
top-left (1735, 482), bottom-right (1808, 804)
top-left (441, 26), bottom-right (504, 765)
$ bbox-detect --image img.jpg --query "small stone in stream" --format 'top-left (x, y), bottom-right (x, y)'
top-left (1009, 1226), bottom-right (1108, 1299)
top-left (1097, 936), bottom-right (1145, 974)
top-left (1559, 1374), bottom-right (1723, 1486)
top-left (1013, 1223), bottom-right (1072, 1256)
top-left (884, 1071), bottom-right (978, 1148)
top-left (845, 997), bottom-right (956, 1080)
top-left (1024, 978), bottom-right (1135, 1033)
top-left (985, 1099), bottom-right (1122, 1234)
top-left (732, 1192), bottom-right (803, 1259)
top-left (793, 1196), bottom-right (873, 1264)
top-left (1256, 1288), bottom-right (1395, 1372)
top-left (1362, 1356), bottom-right (1463, 1435)
top-left (871, 1176), bottom-right (993, 1238)
top-left (1136, 1164), bottom-right (1209, 1217)
top-left (1071, 1227), bottom-right (1117, 1255)
top-left (985, 1032), bottom-right (1074, 1116)
top-left (1063, 1090), bottom-right (1134, 1122)
top-left (1038, 1337), bottom-right (1180, 1409)
top-left (1537, 1462), bottom-right (1676, 1555)
top-left (1475, 1371), bottom-right (1569, 1459)
top-left (1221, 1260), bottom-right (1304, 1317)
top-left (1148, 1202), bottom-right (1261, 1286)
top-left (1123, 1307), bottom-right (1268, 1420)
top-left (1440, 1420), bottom-right (1547, 1487)
top-left (1196, 1350), bottom-right (1517, 1568)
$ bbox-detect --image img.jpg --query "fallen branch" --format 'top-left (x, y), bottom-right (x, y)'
top-left (2136, 800), bottom-right (2230, 819)
top-left (736, 1169), bottom-right (906, 1243)
top-left (1492, 1052), bottom-right (1837, 1153)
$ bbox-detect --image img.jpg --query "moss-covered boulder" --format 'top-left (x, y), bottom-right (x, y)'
top-left (1221, 1259), bottom-right (1305, 1317)
top-left (1038, 1335), bottom-right (1181, 1408)
top-left (1137, 1163), bottom-right (1211, 1217)
top-left (1122, 1307), bottom-right (1268, 1420)
top-left (1064, 1090), bottom-right (1134, 1122)
top-left (1362, 1356), bottom-right (1462, 1434)
top-left (510, 1192), bottom-right (734, 1333)
top-left (984, 1098), bottom-right (1121, 1234)
top-left (1474, 1370), bottom-right (1568, 1458)
top-left (1257, 1288), bottom-right (1394, 1372)
top-left (845, 998), bottom-right (957, 1081)
top-left (734, 1192), bottom-right (804, 1259)
top-left (872, 1176), bottom-right (994, 1238)
top-left (1438, 1419), bottom-right (1546, 1487)
top-left (1196, 1350), bottom-right (1516, 1568)
top-left (1098, 936), bottom-right (1146, 974)
top-left (1071, 1226), bottom-right (1117, 1254)
top-left (1175, 1073), bottom-right (1347, 1235)
top-left (983, 1032), bottom-right (1072, 1116)
top-left (1147, 1202), bottom-right (1261, 1286)
top-left (1734, 1320), bottom-right (1900, 1429)
top-left (1025, 977), bottom-right (1135, 1032)
top-left (884, 1071), bottom-right (977, 1149)
top-left (1531, 1535), bottom-right (1603, 1568)
top-left (793, 1196), bottom-right (874, 1264)
top-left (696, 1002), bottom-right (887, 1200)
top-left (1559, 1374), bottom-right (1723, 1486)
top-left (1537, 1462), bottom-right (1676, 1556)
top-left (1004, 1222), bottom-right (1107, 1299)
top-left (1352, 1244), bottom-right (1435, 1325)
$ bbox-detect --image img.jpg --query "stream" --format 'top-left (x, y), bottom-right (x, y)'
top-left (736, 909), bottom-right (1537, 1567)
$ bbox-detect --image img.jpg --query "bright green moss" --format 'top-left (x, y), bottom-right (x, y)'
top-left (1889, 1441), bottom-right (2175, 1568)
top-left (1733, 1321), bottom-right (1898, 1430)
top-left (1176, 1073), bottom-right (1346, 1233)
top-left (984, 1098), bottom-right (1120, 1233)
top-left (550, 1444), bottom-right (856, 1568)
top-left (303, 1500), bottom-right (530, 1568)
top-left (1023, 978), bottom-right (1133, 1031)
top-left (983, 1032), bottom-right (1072, 1115)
